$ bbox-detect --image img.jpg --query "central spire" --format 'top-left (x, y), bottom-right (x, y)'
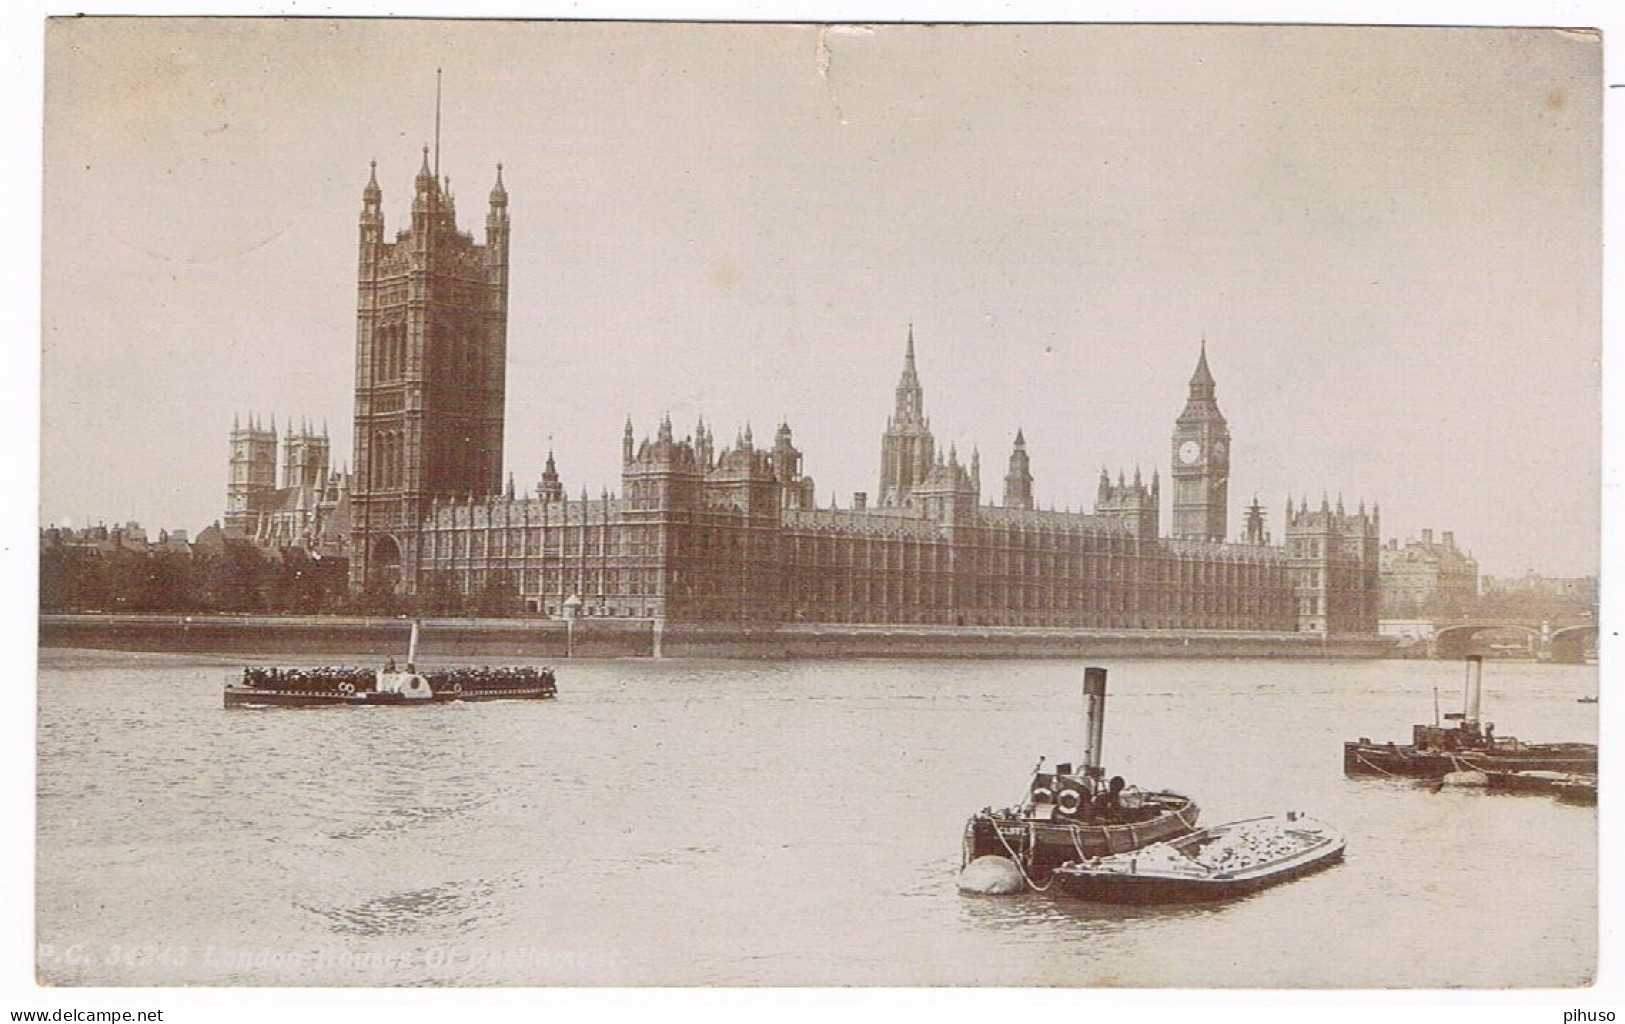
top-left (893, 324), bottom-right (923, 421)
top-left (877, 323), bottom-right (935, 507)
top-left (900, 322), bottom-right (919, 390)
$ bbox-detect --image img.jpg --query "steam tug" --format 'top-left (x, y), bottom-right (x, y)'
top-left (961, 667), bottom-right (1200, 887)
top-left (1344, 655), bottom-right (1596, 779)
top-left (222, 621), bottom-right (557, 708)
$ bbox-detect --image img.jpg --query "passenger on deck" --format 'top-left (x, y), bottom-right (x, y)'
top-left (1091, 775), bottom-right (1126, 823)
top-left (383, 657), bottom-right (397, 674)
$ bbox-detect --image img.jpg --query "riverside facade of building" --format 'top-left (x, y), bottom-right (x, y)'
top-left (231, 152), bottom-right (1382, 635)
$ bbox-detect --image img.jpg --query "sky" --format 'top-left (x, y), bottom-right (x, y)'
top-left (39, 19), bottom-right (1603, 577)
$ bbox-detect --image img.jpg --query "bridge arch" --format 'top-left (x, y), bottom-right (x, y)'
top-left (1433, 623), bottom-right (1540, 660)
top-left (1549, 624), bottom-right (1598, 665)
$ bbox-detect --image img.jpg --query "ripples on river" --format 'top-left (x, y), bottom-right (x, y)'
top-left (36, 651), bottom-right (1596, 986)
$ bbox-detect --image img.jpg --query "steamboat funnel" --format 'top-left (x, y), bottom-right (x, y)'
top-left (1081, 667), bottom-right (1108, 778)
top-left (1464, 654), bottom-right (1483, 725)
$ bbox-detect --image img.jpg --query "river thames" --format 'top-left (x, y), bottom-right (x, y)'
top-left (36, 650), bottom-right (1596, 987)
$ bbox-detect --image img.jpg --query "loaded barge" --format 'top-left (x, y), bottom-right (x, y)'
top-left (1051, 813), bottom-right (1345, 904)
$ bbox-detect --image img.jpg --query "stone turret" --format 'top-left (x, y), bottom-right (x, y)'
top-left (1003, 429), bottom-right (1034, 510)
top-left (1094, 465), bottom-right (1159, 539)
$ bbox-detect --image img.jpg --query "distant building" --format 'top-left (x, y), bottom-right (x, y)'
top-left (405, 329), bottom-right (1375, 634)
top-left (1286, 495), bottom-right (1382, 634)
top-left (222, 146), bottom-right (1383, 635)
top-left (40, 521), bottom-right (190, 557)
top-left (225, 415), bottom-right (350, 555)
top-left (1379, 528), bottom-right (1479, 618)
top-left (1480, 571), bottom-right (1598, 606)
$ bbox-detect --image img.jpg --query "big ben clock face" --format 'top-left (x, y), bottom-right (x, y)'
top-left (1178, 440), bottom-right (1202, 466)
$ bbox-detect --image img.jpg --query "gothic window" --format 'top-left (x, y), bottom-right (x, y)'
top-left (371, 431), bottom-right (386, 489)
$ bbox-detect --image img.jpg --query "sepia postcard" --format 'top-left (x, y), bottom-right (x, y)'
top-left (25, 11), bottom-right (1612, 1011)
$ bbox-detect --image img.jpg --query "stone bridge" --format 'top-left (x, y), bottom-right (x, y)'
top-left (1432, 621), bottom-right (1597, 663)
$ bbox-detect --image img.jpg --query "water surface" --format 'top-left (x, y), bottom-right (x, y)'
top-left (36, 651), bottom-right (1597, 986)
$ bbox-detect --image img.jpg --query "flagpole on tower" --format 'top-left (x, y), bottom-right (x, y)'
top-left (434, 67), bottom-right (442, 181)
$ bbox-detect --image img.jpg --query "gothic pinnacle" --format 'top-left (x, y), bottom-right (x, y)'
top-left (1190, 340), bottom-right (1215, 390)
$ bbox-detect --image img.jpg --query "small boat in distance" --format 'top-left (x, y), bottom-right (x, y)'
top-left (1577, 696), bottom-right (1598, 704)
top-left (1344, 656), bottom-right (1596, 779)
top-left (961, 667), bottom-right (1200, 890)
top-left (1050, 813), bottom-right (1345, 904)
top-left (223, 621), bottom-right (557, 708)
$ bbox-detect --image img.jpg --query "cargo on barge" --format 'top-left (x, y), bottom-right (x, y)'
top-left (1050, 813), bottom-right (1345, 904)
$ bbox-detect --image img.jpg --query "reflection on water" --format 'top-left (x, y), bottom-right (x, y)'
top-left (36, 652), bottom-right (1597, 987)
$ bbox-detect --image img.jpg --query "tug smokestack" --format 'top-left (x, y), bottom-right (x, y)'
top-left (1082, 667), bottom-right (1108, 777)
top-left (1464, 655), bottom-right (1483, 725)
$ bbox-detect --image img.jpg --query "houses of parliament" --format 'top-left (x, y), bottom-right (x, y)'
top-left (226, 149), bottom-right (1381, 635)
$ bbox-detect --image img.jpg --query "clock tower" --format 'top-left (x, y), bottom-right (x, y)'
top-left (1170, 343), bottom-right (1230, 542)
